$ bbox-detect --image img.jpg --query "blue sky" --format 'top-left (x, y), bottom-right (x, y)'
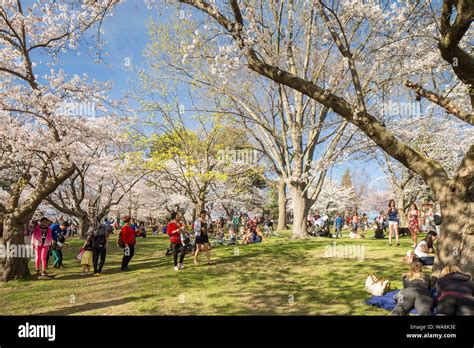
top-left (32, 0), bottom-right (388, 191)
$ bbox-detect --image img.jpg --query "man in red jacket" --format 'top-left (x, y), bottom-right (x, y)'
top-left (167, 212), bottom-right (186, 271)
top-left (121, 216), bottom-right (138, 271)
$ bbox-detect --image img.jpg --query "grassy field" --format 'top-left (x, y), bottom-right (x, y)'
top-left (0, 229), bottom-right (426, 315)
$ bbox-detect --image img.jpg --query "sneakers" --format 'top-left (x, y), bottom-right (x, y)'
top-left (174, 266), bottom-right (179, 271)
top-left (179, 263), bottom-right (184, 270)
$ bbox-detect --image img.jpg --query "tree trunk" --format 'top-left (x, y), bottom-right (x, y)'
top-left (79, 215), bottom-right (91, 239)
top-left (433, 191), bottom-right (473, 277)
top-left (1, 214), bottom-right (30, 282)
top-left (277, 178), bottom-right (287, 231)
top-left (194, 199), bottom-right (205, 220)
top-left (290, 185), bottom-right (311, 238)
top-left (0, 213), bottom-right (3, 239)
top-left (397, 197), bottom-right (408, 228)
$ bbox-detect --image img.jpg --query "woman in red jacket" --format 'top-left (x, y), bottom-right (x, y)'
top-left (121, 216), bottom-right (138, 272)
top-left (167, 212), bottom-right (186, 271)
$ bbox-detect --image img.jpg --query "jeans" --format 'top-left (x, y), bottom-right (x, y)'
top-left (391, 288), bottom-right (433, 316)
top-left (52, 249), bottom-right (63, 267)
top-left (93, 246), bottom-right (107, 273)
top-left (419, 256), bottom-right (435, 265)
top-left (437, 294), bottom-right (474, 316)
top-left (121, 244), bottom-right (135, 270)
top-left (335, 226), bottom-right (342, 238)
top-left (171, 242), bottom-right (185, 267)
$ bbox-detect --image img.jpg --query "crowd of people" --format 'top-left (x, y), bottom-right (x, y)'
top-left (28, 210), bottom-right (270, 276)
top-left (25, 198), bottom-right (472, 316)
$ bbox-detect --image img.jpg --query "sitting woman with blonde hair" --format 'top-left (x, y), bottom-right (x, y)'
top-left (392, 261), bottom-right (433, 316)
top-left (436, 264), bottom-right (473, 316)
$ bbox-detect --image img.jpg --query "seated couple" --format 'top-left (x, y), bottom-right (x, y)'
top-left (392, 262), bottom-right (473, 316)
top-left (242, 227), bottom-right (264, 244)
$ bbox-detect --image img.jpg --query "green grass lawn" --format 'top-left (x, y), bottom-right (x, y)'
top-left (0, 229), bottom-right (425, 315)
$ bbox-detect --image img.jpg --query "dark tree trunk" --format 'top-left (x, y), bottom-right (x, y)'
top-left (1, 214), bottom-right (31, 282)
top-left (79, 215), bottom-right (91, 239)
top-left (433, 191), bottom-right (473, 277)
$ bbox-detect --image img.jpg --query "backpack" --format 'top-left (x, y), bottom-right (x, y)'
top-left (117, 230), bottom-right (125, 248)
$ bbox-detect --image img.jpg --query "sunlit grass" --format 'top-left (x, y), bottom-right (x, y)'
top-left (0, 229), bottom-right (424, 315)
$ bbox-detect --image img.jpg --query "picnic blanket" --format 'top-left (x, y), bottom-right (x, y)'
top-left (366, 289), bottom-right (437, 315)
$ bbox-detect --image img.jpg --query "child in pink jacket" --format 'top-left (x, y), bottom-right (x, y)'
top-left (31, 217), bottom-right (52, 276)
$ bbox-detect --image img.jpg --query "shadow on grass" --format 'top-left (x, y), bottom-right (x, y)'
top-left (36, 295), bottom-right (154, 315)
top-left (53, 258), bottom-right (167, 280)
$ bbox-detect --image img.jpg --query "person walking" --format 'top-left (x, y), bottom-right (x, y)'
top-left (194, 210), bottom-right (212, 265)
top-left (92, 220), bottom-right (109, 276)
top-left (31, 217), bottom-right (53, 276)
top-left (387, 199), bottom-right (400, 246)
top-left (121, 216), bottom-right (137, 272)
top-left (407, 203), bottom-right (420, 248)
top-left (352, 212), bottom-right (360, 234)
top-left (167, 212), bottom-right (186, 271)
top-left (334, 214), bottom-right (343, 239)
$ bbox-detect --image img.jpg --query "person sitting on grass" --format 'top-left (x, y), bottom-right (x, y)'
top-left (227, 227), bottom-right (237, 245)
top-left (241, 228), bottom-right (254, 244)
top-left (406, 231), bottom-right (438, 265)
top-left (253, 227), bottom-right (264, 243)
top-left (80, 233), bottom-right (94, 276)
top-left (392, 261), bottom-right (433, 316)
top-left (436, 264), bottom-right (474, 316)
top-left (216, 227), bottom-right (225, 240)
top-left (238, 226), bottom-right (246, 239)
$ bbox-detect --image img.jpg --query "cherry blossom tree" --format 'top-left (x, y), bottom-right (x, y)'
top-left (163, 0), bottom-right (473, 275)
top-left (0, 0), bottom-right (120, 280)
top-left (144, 8), bottom-right (357, 238)
top-left (44, 123), bottom-right (144, 238)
